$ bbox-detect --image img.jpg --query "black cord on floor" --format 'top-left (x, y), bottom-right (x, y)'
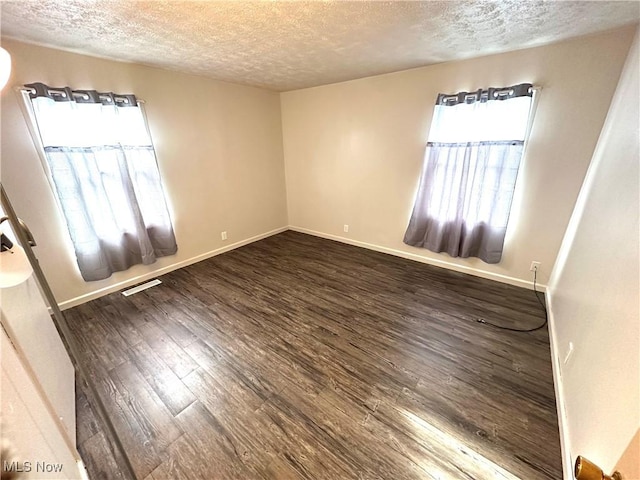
top-left (476, 267), bottom-right (548, 333)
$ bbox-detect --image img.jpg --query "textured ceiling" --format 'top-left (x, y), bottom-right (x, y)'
top-left (1, 1), bottom-right (638, 91)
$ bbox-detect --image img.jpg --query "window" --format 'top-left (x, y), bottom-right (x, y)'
top-left (23, 82), bottom-right (177, 281)
top-left (404, 83), bottom-right (535, 263)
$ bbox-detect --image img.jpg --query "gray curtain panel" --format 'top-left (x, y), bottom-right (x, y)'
top-left (404, 83), bottom-right (533, 263)
top-left (26, 82), bottom-right (177, 281)
top-left (403, 141), bottom-right (524, 263)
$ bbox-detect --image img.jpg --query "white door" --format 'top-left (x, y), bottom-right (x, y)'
top-left (0, 207), bottom-right (87, 479)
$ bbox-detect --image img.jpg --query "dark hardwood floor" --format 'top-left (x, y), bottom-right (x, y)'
top-left (64, 231), bottom-right (562, 480)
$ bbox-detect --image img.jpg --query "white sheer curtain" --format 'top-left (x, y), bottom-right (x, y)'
top-left (404, 85), bottom-right (534, 263)
top-left (26, 84), bottom-right (177, 281)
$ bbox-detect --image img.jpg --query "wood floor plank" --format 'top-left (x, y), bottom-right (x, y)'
top-left (75, 374), bottom-right (101, 444)
top-left (266, 383), bottom-right (426, 480)
top-left (92, 371), bottom-right (164, 478)
top-left (174, 401), bottom-right (265, 480)
top-left (181, 369), bottom-right (283, 477)
top-left (314, 384), bottom-right (503, 480)
top-left (149, 434), bottom-right (220, 480)
top-left (96, 298), bottom-right (145, 348)
top-left (132, 313), bottom-right (199, 379)
top-left (66, 305), bottom-right (129, 372)
top-left (127, 340), bottom-right (196, 416)
top-left (262, 455), bottom-right (307, 480)
top-left (108, 361), bottom-right (183, 454)
top-left (258, 396), bottom-right (372, 480)
top-left (388, 383), bottom-right (557, 480)
top-left (70, 231), bottom-right (561, 479)
top-left (184, 339), bottom-right (284, 405)
top-left (77, 431), bottom-right (127, 480)
top-left (126, 294), bottom-right (199, 349)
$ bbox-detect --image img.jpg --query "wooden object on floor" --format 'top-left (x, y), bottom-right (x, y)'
top-left (66, 231), bottom-right (562, 480)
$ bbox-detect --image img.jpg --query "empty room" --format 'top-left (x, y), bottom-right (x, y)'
top-left (0, 2), bottom-right (638, 480)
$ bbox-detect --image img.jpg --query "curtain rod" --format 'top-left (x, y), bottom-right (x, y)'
top-left (17, 85), bottom-right (543, 103)
top-left (438, 83), bottom-right (542, 106)
top-left (16, 86), bottom-right (146, 104)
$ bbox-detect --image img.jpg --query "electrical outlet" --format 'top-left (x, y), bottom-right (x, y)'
top-left (343, 224), bottom-right (349, 233)
top-left (221, 231), bottom-right (227, 241)
top-left (530, 261), bottom-right (541, 272)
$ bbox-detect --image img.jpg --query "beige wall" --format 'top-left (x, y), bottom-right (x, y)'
top-left (2, 29), bottom-right (633, 306)
top-left (0, 39), bottom-right (288, 307)
top-left (547, 28), bottom-right (639, 478)
top-left (281, 27), bottom-right (635, 289)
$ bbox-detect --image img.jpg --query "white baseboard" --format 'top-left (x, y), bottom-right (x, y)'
top-left (58, 225), bottom-right (547, 310)
top-left (546, 289), bottom-right (573, 480)
top-left (288, 225), bottom-right (546, 291)
top-left (57, 226), bottom-right (288, 310)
